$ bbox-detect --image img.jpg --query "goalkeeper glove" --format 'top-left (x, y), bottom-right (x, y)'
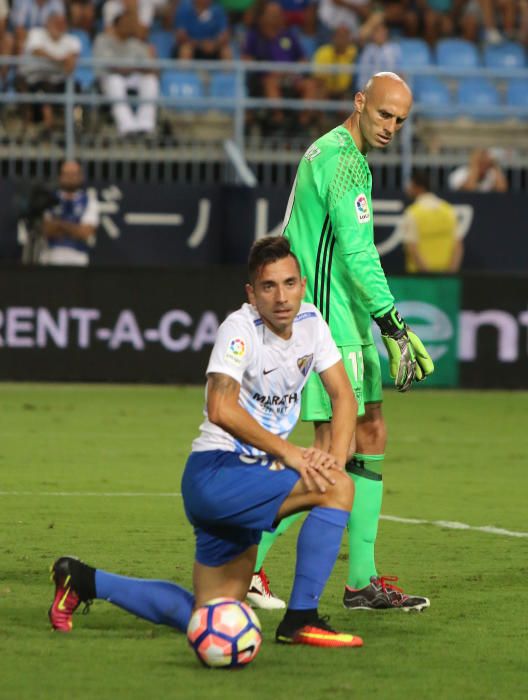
top-left (374, 307), bottom-right (434, 392)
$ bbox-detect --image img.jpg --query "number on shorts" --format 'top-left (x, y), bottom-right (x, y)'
top-left (348, 351), bottom-right (364, 383)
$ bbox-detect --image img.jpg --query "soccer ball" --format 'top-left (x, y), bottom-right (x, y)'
top-left (187, 597), bottom-right (262, 669)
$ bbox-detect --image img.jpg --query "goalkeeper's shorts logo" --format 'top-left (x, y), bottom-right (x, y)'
top-left (355, 194), bottom-right (371, 223)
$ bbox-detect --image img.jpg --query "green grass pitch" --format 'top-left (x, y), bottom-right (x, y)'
top-left (1, 383), bottom-right (528, 700)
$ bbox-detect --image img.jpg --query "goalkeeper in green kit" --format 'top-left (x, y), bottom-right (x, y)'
top-left (247, 72), bottom-right (434, 612)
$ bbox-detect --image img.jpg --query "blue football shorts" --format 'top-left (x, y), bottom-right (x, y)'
top-left (181, 450), bottom-right (300, 567)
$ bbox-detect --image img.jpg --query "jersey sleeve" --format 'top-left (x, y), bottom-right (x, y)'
top-left (205, 317), bottom-right (254, 384)
top-left (322, 149), bottom-right (395, 317)
top-left (313, 312), bottom-right (341, 375)
top-left (81, 190), bottom-right (100, 227)
top-left (325, 146), bottom-right (372, 254)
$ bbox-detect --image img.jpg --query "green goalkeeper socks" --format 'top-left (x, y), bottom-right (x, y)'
top-left (254, 512), bottom-right (303, 572)
top-left (346, 454), bottom-right (384, 590)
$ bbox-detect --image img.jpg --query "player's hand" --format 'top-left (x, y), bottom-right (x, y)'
top-left (283, 445), bottom-right (337, 493)
top-left (302, 446), bottom-right (339, 472)
top-left (407, 329), bottom-right (434, 381)
top-left (301, 446), bottom-right (338, 493)
top-left (374, 307), bottom-right (433, 391)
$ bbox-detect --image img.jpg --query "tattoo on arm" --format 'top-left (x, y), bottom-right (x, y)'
top-left (208, 373), bottom-right (240, 397)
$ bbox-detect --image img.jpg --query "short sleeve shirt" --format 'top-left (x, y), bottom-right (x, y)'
top-left (174, 1), bottom-right (228, 40)
top-left (191, 302), bottom-right (340, 455)
top-left (243, 27), bottom-right (304, 62)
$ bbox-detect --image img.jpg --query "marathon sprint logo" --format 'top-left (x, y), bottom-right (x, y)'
top-left (0, 307), bottom-right (221, 352)
top-left (252, 392), bottom-right (298, 409)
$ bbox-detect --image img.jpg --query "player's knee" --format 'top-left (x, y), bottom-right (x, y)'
top-left (322, 470), bottom-right (354, 511)
top-left (370, 417), bottom-right (386, 443)
top-left (358, 412), bottom-right (386, 451)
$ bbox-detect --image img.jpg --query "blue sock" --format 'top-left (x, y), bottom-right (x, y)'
top-left (95, 570), bottom-right (194, 633)
top-left (289, 506), bottom-right (349, 610)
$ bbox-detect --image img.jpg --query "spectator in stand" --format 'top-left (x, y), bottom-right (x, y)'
top-left (401, 169), bottom-right (463, 274)
top-left (66, 0), bottom-right (95, 33)
top-left (173, 0), bottom-right (232, 60)
top-left (448, 148), bottom-right (508, 191)
top-left (356, 21), bottom-right (401, 90)
top-left (278, 0), bottom-right (317, 35)
top-left (461, 0), bottom-right (518, 44)
top-left (422, 0), bottom-right (460, 45)
top-left (377, 0), bottom-right (419, 37)
top-left (93, 10), bottom-right (160, 136)
top-left (11, 0), bottom-right (66, 53)
top-left (243, 1), bottom-right (318, 130)
top-left (104, 0), bottom-right (163, 41)
top-left (219, 0), bottom-right (256, 27)
top-left (313, 25), bottom-right (357, 100)
top-left (521, 0), bottom-right (528, 45)
top-left (318, 0), bottom-right (370, 42)
top-left (17, 12), bottom-right (80, 131)
top-left (0, 0), bottom-right (15, 81)
top-left (40, 159), bottom-right (99, 266)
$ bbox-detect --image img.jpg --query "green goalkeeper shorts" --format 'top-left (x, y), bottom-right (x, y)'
top-left (301, 343), bottom-right (382, 421)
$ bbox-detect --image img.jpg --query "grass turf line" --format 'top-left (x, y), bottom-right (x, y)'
top-left (1, 384), bottom-right (528, 700)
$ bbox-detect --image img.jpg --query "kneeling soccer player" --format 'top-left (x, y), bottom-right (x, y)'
top-left (49, 236), bottom-right (363, 648)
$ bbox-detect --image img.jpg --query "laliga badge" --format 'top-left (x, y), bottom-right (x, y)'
top-left (355, 193), bottom-right (370, 223)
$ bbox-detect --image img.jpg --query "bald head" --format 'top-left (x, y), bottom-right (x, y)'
top-left (347, 72), bottom-right (413, 153)
top-left (59, 160), bottom-right (84, 192)
top-left (363, 72), bottom-right (413, 104)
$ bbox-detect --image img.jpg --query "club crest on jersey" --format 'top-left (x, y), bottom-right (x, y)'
top-left (355, 194), bottom-right (370, 223)
top-left (225, 337), bottom-right (246, 365)
top-left (297, 354), bottom-right (314, 377)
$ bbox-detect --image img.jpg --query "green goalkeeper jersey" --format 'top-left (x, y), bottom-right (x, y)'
top-left (283, 125), bottom-right (395, 346)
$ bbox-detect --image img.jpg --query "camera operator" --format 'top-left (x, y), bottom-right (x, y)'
top-left (40, 159), bottom-right (99, 266)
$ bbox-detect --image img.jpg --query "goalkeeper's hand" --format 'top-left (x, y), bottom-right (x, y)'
top-left (374, 307), bottom-right (434, 392)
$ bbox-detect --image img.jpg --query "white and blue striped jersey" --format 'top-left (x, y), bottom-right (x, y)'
top-left (192, 301), bottom-right (341, 456)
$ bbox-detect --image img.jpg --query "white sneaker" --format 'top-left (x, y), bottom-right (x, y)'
top-left (246, 568), bottom-right (286, 610)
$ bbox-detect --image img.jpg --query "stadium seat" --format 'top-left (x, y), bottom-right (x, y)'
top-left (506, 78), bottom-right (528, 118)
top-left (413, 76), bottom-right (453, 118)
top-left (436, 39), bottom-right (480, 68)
top-left (483, 41), bottom-right (526, 69)
top-left (398, 38), bottom-right (433, 69)
top-left (457, 77), bottom-right (502, 120)
top-left (149, 29), bottom-right (175, 60)
top-left (296, 32), bottom-right (317, 60)
top-left (209, 73), bottom-right (244, 112)
top-left (160, 70), bottom-right (206, 111)
top-left (71, 28), bottom-right (94, 90)
top-left (71, 28), bottom-right (91, 56)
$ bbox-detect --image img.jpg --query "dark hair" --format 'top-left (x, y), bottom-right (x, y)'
top-left (248, 236), bottom-right (300, 283)
top-left (410, 169), bottom-right (430, 191)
